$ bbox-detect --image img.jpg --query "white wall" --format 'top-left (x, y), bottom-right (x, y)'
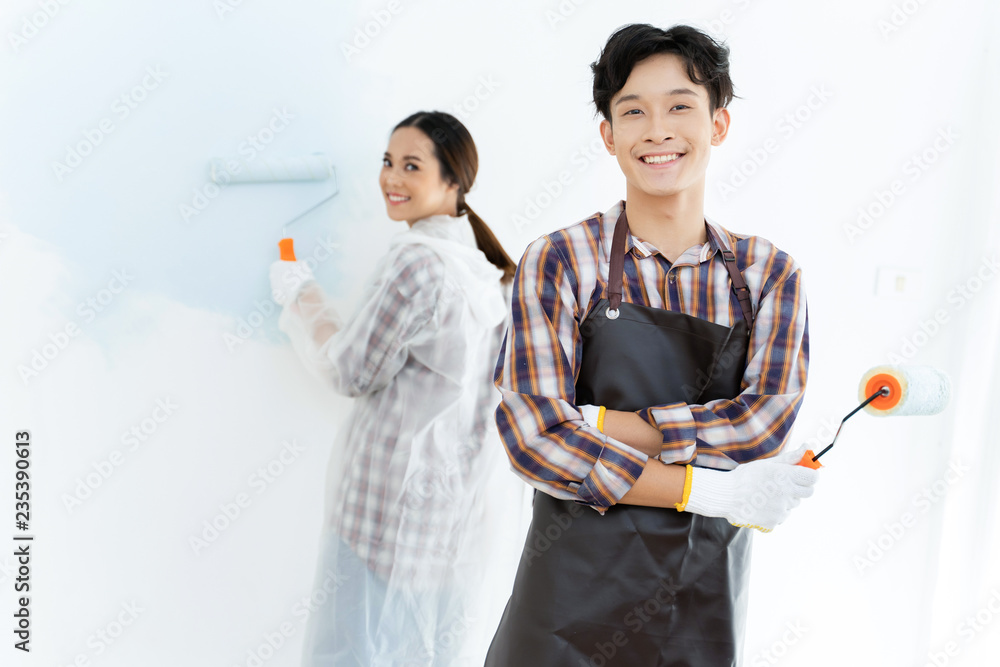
top-left (1, 0), bottom-right (998, 665)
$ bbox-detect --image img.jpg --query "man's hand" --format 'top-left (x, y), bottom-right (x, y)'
top-left (578, 405), bottom-right (662, 457)
top-left (681, 447), bottom-right (819, 532)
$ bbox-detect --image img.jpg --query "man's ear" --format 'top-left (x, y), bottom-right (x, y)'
top-left (600, 118), bottom-right (616, 155)
top-left (711, 107), bottom-right (731, 146)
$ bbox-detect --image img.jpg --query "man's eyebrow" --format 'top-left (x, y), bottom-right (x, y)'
top-left (614, 88), bottom-right (699, 107)
top-left (614, 93), bottom-right (641, 107)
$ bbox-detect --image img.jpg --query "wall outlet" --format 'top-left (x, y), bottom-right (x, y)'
top-left (875, 267), bottom-right (921, 297)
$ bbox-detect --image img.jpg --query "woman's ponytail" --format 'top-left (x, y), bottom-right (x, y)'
top-left (463, 203), bottom-right (516, 283)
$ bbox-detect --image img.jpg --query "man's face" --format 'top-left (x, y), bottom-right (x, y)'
top-left (600, 53), bottom-right (729, 200)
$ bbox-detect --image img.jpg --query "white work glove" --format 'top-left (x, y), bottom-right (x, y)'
top-left (579, 404), bottom-right (602, 431)
top-left (681, 446), bottom-right (819, 532)
top-left (269, 260), bottom-right (314, 306)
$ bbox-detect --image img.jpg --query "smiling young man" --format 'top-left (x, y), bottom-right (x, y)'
top-left (485, 24), bottom-right (819, 666)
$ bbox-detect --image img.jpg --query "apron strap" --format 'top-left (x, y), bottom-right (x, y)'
top-left (606, 207), bottom-right (754, 330)
top-left (607, 208), bottom-right (630, 314)
top-left (706, 225), bottom-right (754, 330)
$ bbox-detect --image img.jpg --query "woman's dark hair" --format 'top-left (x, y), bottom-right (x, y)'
top-left (392, 111), bottom-right (516, 283)
top-left (591, 24), bottom-right (735, 121)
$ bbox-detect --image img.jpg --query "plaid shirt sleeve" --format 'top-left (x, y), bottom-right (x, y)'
top-left (494, 236), bottom-right (648, 513)
top-left (294, 244), bottom-right (444, 397)
top-left (637, 256), bottom-right (809, 468)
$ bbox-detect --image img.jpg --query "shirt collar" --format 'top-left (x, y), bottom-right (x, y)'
top-left (599, 200), bottom-right (734, 265)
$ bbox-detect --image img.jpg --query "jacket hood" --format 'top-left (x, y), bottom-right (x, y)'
top-left (389, 214), bottom-right (507, 326)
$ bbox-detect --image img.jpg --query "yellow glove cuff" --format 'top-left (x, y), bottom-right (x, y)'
top-left (674, 465), bottom-right (694, 512)
top-left (596, 406), bottom-right (607, 433)
top-left (730, 522), bottom-right (773, 534)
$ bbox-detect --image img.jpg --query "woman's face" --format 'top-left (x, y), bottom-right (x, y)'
top-left (380, 126), bottom-right (459, 225)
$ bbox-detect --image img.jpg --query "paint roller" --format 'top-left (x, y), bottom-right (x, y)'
top-left (209, 153), bottom-right (338, 261)
top-left (795, 364), bottom-right (952, 469)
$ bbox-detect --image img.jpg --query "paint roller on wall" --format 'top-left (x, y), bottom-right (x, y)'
top-left (209, 153), bottom-right (338, 260)
top-left (796, 364), bottom-right (952, 469)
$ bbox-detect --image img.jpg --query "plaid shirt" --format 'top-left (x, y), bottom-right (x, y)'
top-left (280, 215), bottom-right (507, 581)
top-left (494, 200), bottom-right (809, 512)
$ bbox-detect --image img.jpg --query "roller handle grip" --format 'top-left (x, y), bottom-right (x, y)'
top-left (797, 449), bottom-right (823, 470)
top-left (278, 238), bottom-right (296, 261)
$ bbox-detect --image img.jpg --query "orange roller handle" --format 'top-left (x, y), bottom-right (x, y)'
top-left (278, 238), bottom-right (296, 261)
top-left (797, 449), bottom-right (823, 469)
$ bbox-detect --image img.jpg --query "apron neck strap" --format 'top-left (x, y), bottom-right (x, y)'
top-left (607, 208), bottom-right (630, 312)
top-left (607, 208), bottom-right (755, 330)
top-left (705, 224), bottom-right (754, 330)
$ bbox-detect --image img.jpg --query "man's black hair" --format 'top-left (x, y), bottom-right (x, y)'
top-left (591, 24), bottom-right (735, 121)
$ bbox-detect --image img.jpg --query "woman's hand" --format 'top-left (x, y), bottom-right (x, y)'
top-left (270, 260), bottom-right (315, 305)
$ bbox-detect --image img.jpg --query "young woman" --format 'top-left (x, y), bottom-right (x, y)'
top-left (269, 111), bottom-right (521, 666)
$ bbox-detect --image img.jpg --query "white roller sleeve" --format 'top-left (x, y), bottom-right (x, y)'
top-left (860, 364), bottom-right (951, 417)
top-left (210, 154), bottom-right (334, 183)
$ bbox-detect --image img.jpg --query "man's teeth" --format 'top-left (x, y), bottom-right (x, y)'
top-left (388, 194), bottom-right (410, 202)
top-left (641, 154), bottom-right (680, 164)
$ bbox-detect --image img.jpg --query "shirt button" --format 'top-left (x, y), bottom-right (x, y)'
top-left (668, 274), bottom-right (676, 284)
